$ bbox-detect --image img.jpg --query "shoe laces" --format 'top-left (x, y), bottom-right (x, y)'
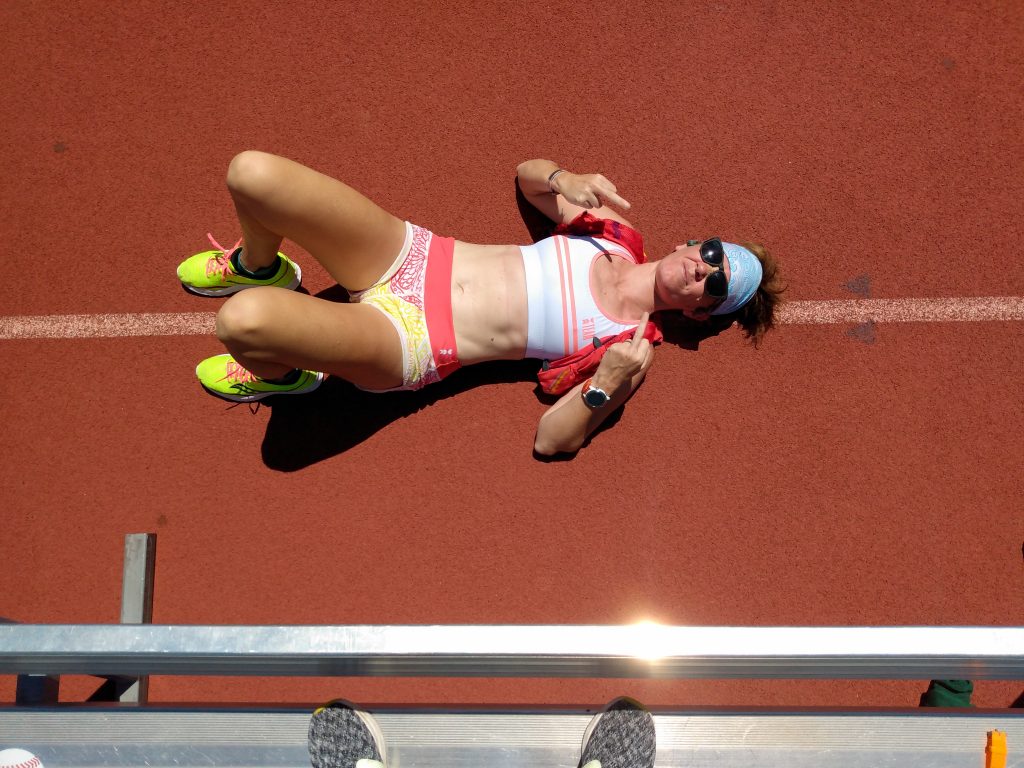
top-left (218, 359), bottom-right (258, 385)
top-left (219, 360), bottom-right (264, 414)
top-left (205, 233), bottom-right (242, 279)
top-left (227, 400), bottom-right (263, 415)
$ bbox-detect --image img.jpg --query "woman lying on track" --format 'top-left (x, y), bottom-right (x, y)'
top-left (177, 152), bottom-right (783, 455)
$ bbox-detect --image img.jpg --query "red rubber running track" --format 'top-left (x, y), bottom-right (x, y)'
top-left (1, 0), bottom-right (1021, 709)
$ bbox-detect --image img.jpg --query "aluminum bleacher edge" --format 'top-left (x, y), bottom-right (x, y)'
top-left (1, 535), bottom-right (1020, 767)
top-left (1, 624), bottom-right (1022, 768)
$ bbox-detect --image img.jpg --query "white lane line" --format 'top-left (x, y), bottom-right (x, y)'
top-left (0, 297), bottom-right (1022, 340)
top-left (779, 297), bottom-right (1024, 324)
top-left (0, 312), bottom-right (215, 339)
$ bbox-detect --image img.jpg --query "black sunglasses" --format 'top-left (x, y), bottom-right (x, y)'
top-left (686, 238), bottom-right (729, 299)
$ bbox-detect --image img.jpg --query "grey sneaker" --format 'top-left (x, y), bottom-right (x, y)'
top-left (579, 697), bottom-right (656, 768)
top-left (308, 700), bottom-right (387, 768)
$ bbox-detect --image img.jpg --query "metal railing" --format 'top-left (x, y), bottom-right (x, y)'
top-left (2, 623), bottom-right (1023, 680)
top-left (2, 535), bottom-right (1020, 768)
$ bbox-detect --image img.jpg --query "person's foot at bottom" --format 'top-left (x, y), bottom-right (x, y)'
top-left (579, 697), bottom-right (657, 768)
top-left (308, 700), bottom-right (387, 768)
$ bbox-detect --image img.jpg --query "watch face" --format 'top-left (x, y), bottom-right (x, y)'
top-left (584, 387), bottom-right (608, 407)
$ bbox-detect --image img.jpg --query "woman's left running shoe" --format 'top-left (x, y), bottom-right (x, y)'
top-left (195, 354), bottom-right (323, 402)
top-left (308, 700), bottom-right (387, 768)
top-left (177, 234), bottom-right (301, 296)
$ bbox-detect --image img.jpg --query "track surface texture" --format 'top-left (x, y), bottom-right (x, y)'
top-left (1, 1), bottom-right (1022, 708)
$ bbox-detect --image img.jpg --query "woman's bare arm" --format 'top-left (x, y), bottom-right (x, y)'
top-left (534, 314), bottom-right (653, 456)
top-left (516, 159), bottom-right (633, 227)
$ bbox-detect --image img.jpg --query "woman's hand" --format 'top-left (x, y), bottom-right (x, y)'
top-left (551, 172), bottom-right (631, 212)
top-left (591, 313), bottom-right (653, 392)
top-left (533, 313), bottom-right (654, 456)
top-left (516, 160), bottom-right (634, 228)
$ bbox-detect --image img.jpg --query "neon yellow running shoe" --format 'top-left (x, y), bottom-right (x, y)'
top-left (196, 354), bottom-right (323, 402)
top-left (177, 233), bottom-right (301, 296)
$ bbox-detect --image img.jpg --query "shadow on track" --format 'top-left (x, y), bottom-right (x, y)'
top-left (261, 356), bottom-right (539, 471)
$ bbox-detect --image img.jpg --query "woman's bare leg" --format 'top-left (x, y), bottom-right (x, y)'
top-left (216, 287), bottom-right (405, 390)
top-left (225, 151), bottom-right (408, 291)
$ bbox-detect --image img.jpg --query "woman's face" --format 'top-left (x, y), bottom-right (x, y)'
top-left (654, 242), bottom-right (732, 319)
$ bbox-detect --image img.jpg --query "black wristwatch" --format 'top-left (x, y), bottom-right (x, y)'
top-left (581, 378), bottom-right (610, 409)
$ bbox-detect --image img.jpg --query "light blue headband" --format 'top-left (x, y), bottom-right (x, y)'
top-left (710, 242), bottom-right (763, 315)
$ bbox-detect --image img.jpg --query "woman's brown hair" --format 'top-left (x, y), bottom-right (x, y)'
top-left (730, 241), bottom-right (785, 346)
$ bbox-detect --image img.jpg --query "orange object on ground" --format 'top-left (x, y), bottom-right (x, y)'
top-left (986, 730), bottom-right (1007, 768)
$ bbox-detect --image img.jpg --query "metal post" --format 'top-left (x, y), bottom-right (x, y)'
top-left (118, 533), bottom-right (156, 703)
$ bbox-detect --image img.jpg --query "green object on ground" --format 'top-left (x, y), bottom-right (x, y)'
top-left (920, 679), bottom-right (974, 707)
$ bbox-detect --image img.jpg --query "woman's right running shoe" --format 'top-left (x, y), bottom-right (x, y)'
top-left (177, 233), bottom-right (301, 296)
top-left (308, 700), bottom-right (387, 768)
top-left (195, 354), bottom-right (323, 402)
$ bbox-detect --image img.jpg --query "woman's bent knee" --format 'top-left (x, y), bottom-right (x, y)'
top-left (215, 288), bottom-right (278, 347)
top-left (226, 150), bottom-right (279, 201)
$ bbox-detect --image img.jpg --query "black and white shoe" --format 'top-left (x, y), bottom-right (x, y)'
top-left (579, 697), bottom-right (656, 768)
top-left (308, 699), bottom-right (387, 768)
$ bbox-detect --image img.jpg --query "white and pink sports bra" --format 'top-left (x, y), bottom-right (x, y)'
top-left (519, 234), bottom-right (639, 360)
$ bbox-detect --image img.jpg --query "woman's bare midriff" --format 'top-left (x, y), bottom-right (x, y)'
top-left (450, 241), bottom-right (529, 364)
